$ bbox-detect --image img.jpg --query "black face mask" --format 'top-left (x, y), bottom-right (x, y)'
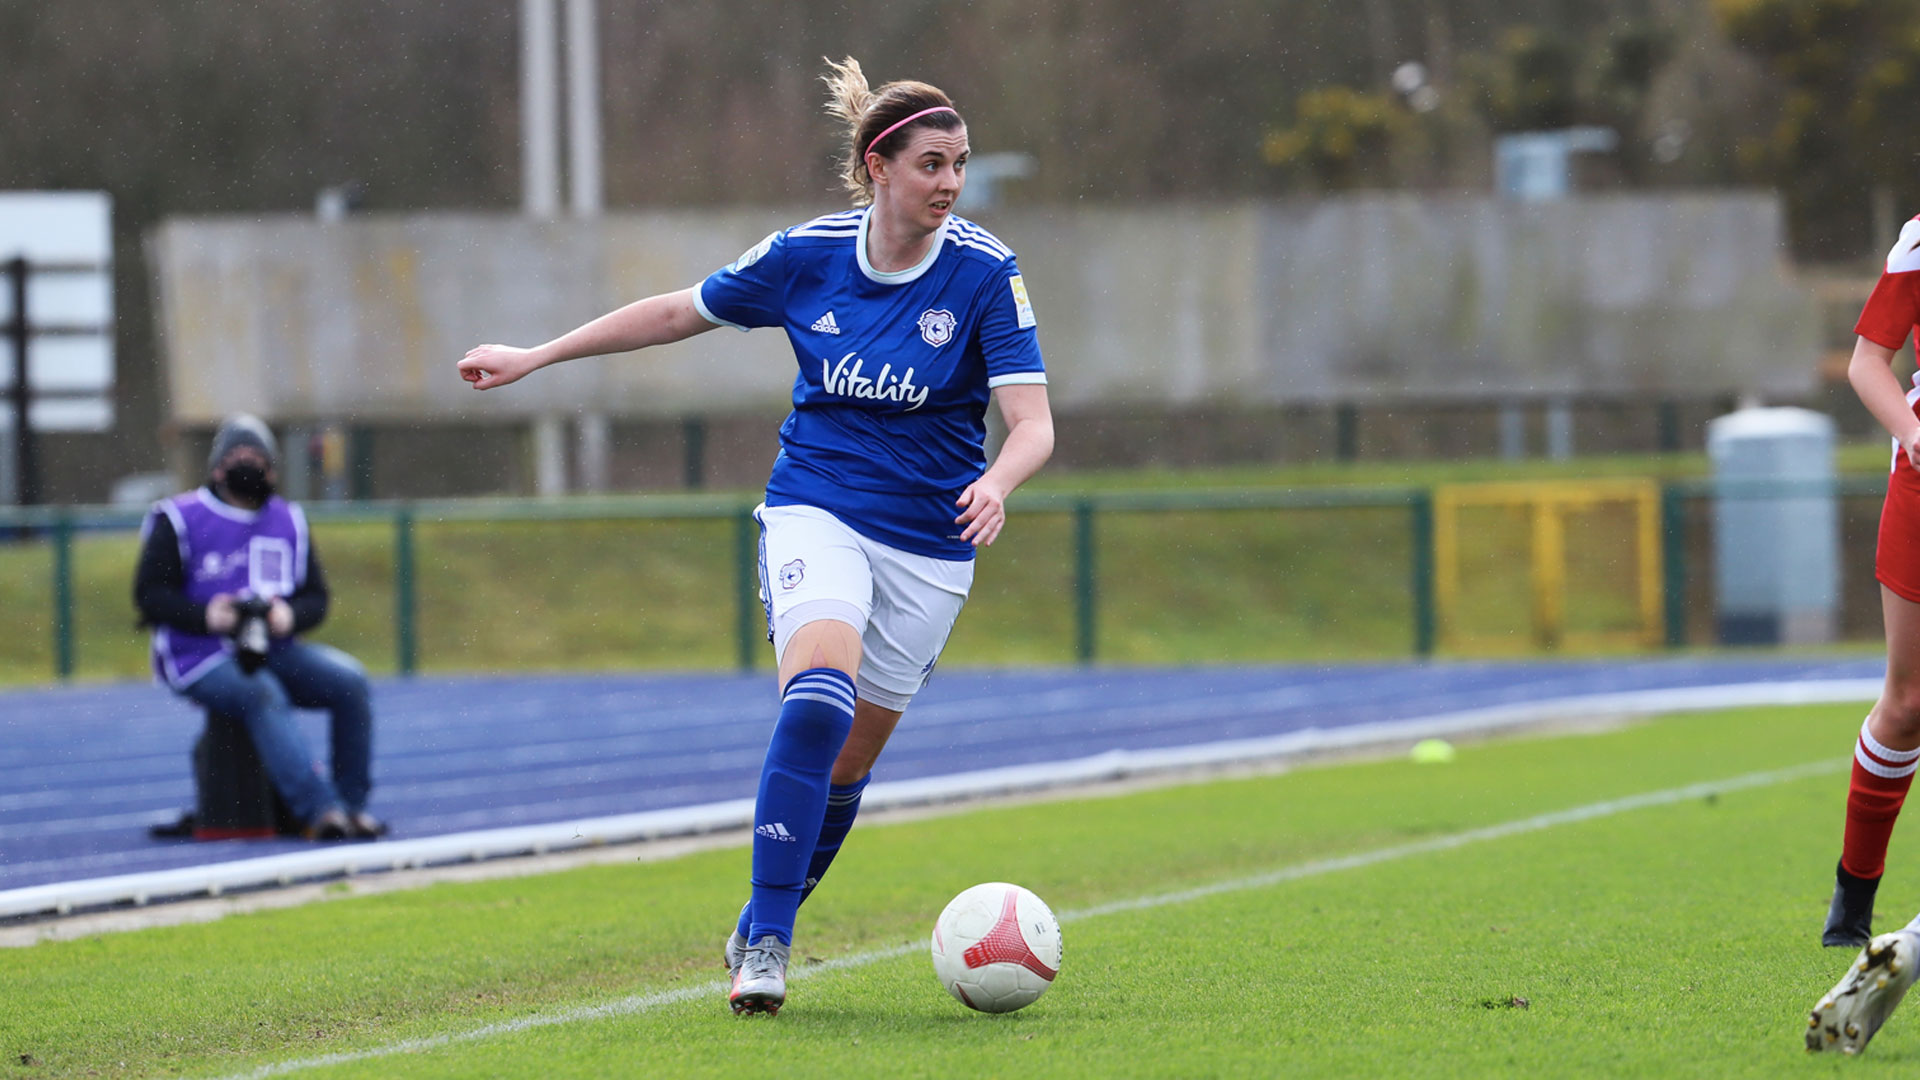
top-left (222, 463), bottom-right (274, 501)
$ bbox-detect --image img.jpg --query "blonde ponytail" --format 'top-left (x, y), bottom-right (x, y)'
top-left (822, 56), bottom-right (875, 133)
top-left (820, 56), bottom-right (962, 205)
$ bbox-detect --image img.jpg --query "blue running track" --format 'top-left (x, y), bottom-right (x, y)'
top-left (0, 657), bottom-right (1885, 893)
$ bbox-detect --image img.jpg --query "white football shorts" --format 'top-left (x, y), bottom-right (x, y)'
top-left (755, 502), bottom-right (973, 711)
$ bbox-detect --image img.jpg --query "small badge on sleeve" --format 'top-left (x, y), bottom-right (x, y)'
top-left (728, 231), bottom-right (778, 273)
top-left (1009, 275), bottom-right (1036, 329)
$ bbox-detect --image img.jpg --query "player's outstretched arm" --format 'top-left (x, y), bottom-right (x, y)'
top-left (956, 384), bottom-right (1054, 547)
top-left (458, 286), bottom-right (717, 390)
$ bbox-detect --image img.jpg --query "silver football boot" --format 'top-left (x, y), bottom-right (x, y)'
top-left (724, 929), bottom-right (749, 978)
top-left (1808, 931), bottom-right (1920, 1054)
top-left (728, 935), bottom-right (791, 1015)
top-left (723, 902), bottom-right (751, 978)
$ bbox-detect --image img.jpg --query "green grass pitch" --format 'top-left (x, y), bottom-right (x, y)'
top-left (5, 701), bottom-right (1916, 1078)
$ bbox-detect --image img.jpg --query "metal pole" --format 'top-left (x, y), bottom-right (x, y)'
top-left (683, 416), bottom-right (706, 490)
top-left (564, 0), bottom-right (603, 217)
top-left (1656, 400), bottom-right (1681, 453)
top-left (394, 506), bottom-right (417, 676)
top-left (7, 256), bottom-right (36, 506)
top-left (520, 0), bottom-right (562, 219)
top-left (349, 424), bottom-right (375, 501)
top-left (531, 414), bottom-right (567, 496)
top-left (1074, 500), bottom-right (1096, 664)
top-left (1335, 403), bottom-right (1359, 462)
top-left (735, 508), bottom-right (759, 672)
top-left (1409, 491), bottom-right (1434, 657)
top-left (52, 510), bottom-right (73, 680)
top-left (1661, 484), bottom-right (1688, 648)
top-left (576, 411), bottom-right (610, 492)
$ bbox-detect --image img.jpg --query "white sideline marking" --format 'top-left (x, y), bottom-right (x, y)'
top-left (205, 757), bottom-right (1844, 1079)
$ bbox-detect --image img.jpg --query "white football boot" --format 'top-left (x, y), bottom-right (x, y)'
top-left (1808, 931), bottom-right (1920, 1054)
top-left (728, 935), bottom-right (790, 1016)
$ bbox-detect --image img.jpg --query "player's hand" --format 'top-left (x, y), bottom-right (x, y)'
top-left (458, 344), bottom-right (543, 390)
top-left (1905, 436), bottom-right (1920, 473)
top-left (955, 478), bottom-right (1011, 547)
top-left (267, 598), bottom-right (295, 637)
top-left (204, 593), bottom-right (238, 634)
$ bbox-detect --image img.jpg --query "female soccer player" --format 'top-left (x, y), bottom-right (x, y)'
top-left (456, 58), bottom-right (1053, 1016)
top-left (1825, 215), bottom-right (1920, 948)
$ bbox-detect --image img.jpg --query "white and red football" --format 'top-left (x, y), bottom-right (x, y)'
top-left (929, 882), bottom-right (1062, 1013)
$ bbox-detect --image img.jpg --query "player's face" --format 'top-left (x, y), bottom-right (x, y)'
top-left (873, 125), bottom-right (968, 233)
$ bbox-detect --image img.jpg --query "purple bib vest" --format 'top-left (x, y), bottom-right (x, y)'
top-left (144, 488), bottom-right (310, 688)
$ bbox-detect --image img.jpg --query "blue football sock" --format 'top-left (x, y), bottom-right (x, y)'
top-left (801, 773), bottom-right (870, 904)
top-left (747, 667), bottom-right (855, 946)
top-left (736, 772), bottom-right (872, 938)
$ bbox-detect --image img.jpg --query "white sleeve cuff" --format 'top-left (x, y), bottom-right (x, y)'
top-left (986, 371), bottom-right (1048, 388)
top-left (691, 284), bottom-right (749, 332)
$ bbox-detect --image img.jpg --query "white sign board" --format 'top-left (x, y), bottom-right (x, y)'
top-left (0, 191), bottom-right (114, 431)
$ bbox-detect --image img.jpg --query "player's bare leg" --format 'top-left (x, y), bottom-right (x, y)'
top-left (778, 622), bottom-right (861, 689)
top-left (833, 699), bottom-right (904, 785)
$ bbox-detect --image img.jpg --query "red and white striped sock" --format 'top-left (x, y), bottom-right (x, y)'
top-left (1842, 719), bottom-right (1920, 880)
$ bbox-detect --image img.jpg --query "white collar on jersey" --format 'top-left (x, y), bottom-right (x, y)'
top-left (855, 206), bottom-right (949, 286)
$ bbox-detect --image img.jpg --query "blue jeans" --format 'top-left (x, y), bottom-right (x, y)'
top-left (178, 640), bottom-right (374, 824)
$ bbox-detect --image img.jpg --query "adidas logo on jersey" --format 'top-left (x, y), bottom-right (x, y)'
top-left (756, 822), bottom-right (798, 842)
top-left (810, 311), bottom-right (842, 335)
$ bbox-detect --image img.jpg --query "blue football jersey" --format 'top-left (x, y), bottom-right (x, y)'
top-left (694, 207), bottom-right (1047, 560)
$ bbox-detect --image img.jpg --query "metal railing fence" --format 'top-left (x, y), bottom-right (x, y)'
top-left (0, 476), bottom-right (1888, 681)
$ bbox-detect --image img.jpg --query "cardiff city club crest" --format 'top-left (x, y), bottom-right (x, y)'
top-left (917, 308), bottom-right (957, 348)
top-left (779, 559), bottom-right (805, 590)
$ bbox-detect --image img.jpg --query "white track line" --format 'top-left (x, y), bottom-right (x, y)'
top-left (205, 757), bottom-right (1844, 1080)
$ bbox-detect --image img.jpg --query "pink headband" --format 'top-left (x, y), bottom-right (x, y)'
top-left (865, 106), bottom-right (959, 161)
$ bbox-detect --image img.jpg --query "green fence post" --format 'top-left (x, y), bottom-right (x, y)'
top-left (1074, 500), bottom-right (1097, 664)
top-left (393, 506), bottom-right (417, 676)
top-left (1409, 491), bottom-right (1434, 658)
top-left (736, 508), bottom-right (759, 672)
top-left (349, 425), bottom-right (375, 501)
top-left (1661, 483), bottom-right (1687, 648)
top-left (52, 511), bottom-right (74, 680)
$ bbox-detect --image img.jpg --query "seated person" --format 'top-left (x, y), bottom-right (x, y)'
top-left (133, 414), bottom-right (385, 840)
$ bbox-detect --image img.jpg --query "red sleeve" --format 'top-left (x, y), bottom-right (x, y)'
top-left (1859, 216), bottom-right (1920, 350)
top-left (1857, 269), bottom-right (1920, 351)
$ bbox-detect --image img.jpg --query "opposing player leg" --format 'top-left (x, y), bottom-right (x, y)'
top-left (1829, 583), bottom-right (1920, 946)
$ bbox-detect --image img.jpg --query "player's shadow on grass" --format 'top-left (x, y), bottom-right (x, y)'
top-left (783, 1000), bottom-right (1051, 1030)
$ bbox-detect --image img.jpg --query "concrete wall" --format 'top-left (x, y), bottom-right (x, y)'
top-left (1248, 195), bottom-right (1815, 402)
top-left (148, 193), bottom-right (1818, 426)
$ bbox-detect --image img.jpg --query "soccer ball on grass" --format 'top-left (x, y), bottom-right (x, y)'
top-left (929, 882), bottom-right (1062, 1013)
